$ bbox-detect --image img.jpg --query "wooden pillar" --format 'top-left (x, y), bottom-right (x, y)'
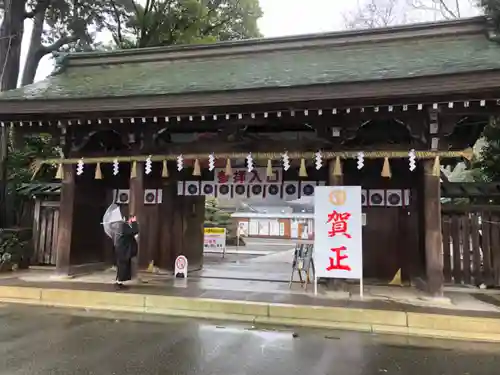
top-left (158, 183), bottom-right (175, 270)
top-left (423, 160), bottom-right (444, 296)
top-left (32, 199), bottom-right (41, 264)
top-left (103, 189), bottom-right (116, 266)
top-left (129, 161), bottom-right (146, 270)
top-left (182, 195), bottom-right (205, 271)
top-left (171, 194), bottom-right (184, 268)
top-left (55, 164), bottom-right (76, 275)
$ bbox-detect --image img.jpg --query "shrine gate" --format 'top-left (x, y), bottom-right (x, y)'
top-left (0, 16), bottom-right (495, 295)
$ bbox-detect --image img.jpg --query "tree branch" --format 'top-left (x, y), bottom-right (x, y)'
top-left (455, 0), bottom-right (461, 17)
top-left (131, 0), bottom-right (140, 18)
top-left (109, 0), bottom-right (124, 46)
top-left (344, 0), bottom-right (404, 29)
top-left (408, 0), bottom-right (460, 20)
top-left (202, 17), bottom-right (232, 36)
top-left (42, 34), bottom-right (79, 54)
top-left (437, 0), bottom-right (459, 19)
top-left (25, 0), bottom-right (51, 19)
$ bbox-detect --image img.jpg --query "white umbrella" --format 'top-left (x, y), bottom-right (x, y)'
top-left (102, 204), bottom-right (123, 239)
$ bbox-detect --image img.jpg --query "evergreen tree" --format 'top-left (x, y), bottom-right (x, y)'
top-left (109, 0), bottom-right (263, 49)
top-left (204, 198), bottom-right (244, 246)
top-left (481, 0), bottom-right (500, 29)
top-left (475, 118), bottom-right (500, 182)
top-left (204, 197), bottom-right (231, 228)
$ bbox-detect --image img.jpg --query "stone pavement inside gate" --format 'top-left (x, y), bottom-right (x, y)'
top-left (3, 268), bottom-right (500, 316)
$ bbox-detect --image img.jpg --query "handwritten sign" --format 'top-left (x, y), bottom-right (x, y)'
top-left (203, 227), bottom-right (227, 251)
top-left (174, 255), bottom-right (188, 278)
top-left (314, 186), bottom-right (363, 280)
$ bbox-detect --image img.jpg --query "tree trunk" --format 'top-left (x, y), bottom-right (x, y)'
top-left (21, 9), bottom-right (47, 87)
top-left (0, 0), bottom-right (26, 228)
top-left (0, 0), bottom-right (26, 91)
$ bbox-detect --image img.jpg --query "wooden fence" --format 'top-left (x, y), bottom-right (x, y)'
top-left (442, 205), bottom-right (500, 286)
top-left (32, 201), bottom-right (60, 266)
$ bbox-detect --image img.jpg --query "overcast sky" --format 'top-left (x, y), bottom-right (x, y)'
top-left (22, 0), bottom-right (480, 82)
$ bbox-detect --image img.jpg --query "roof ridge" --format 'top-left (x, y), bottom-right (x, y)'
top-left (65, 16), bottom-right (487, 67)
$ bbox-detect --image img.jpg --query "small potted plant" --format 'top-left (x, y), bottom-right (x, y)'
top-left (0, 231), bottom-right (31, 272)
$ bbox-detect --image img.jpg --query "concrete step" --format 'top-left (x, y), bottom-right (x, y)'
top-left (0, 285), bottom-right (500, 343)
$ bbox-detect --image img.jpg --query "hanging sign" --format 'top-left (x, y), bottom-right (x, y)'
top-left (174, 255), bottom-right (188, 278)
top-left (313, 186), bottom-right (363, 296)
top-left (203, 227), bottom-right (227, 251)
top-left (214, 167), bottom-right (282, 185)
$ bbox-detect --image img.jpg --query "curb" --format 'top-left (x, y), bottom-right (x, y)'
top-left (1, 285), bottom-right (500, 342)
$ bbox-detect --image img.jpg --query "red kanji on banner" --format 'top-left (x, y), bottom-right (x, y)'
top-left (249, 170), bottom-right (262, 183)
top-left (326, 246), bottom-right (351, 271)
top-left (217, 171), bottom-right (229, 184)
top-left (327, 210), bottom-right (352, 238)
top-left (233, 170), bottom-right (246, 183)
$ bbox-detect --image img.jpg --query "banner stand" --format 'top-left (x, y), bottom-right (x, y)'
top-left (289, 243), bottom-right (314, 291)
top-left (314, 277), bottom-right (363, 298)
top-left (359, 276), bottom-right (364, 299)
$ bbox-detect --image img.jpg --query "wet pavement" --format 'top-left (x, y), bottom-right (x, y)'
top-left (199, 238), bottom-right (295, 282)
top-left (0, 304), bottom-right (499, 374)
top-left (203, 252), bottom-right (257, 265)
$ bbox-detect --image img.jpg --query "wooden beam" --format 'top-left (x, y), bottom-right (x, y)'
top-left (423, 159), bottom-right (444, 296)
top-left (55, 164), bottom-right (76, 274)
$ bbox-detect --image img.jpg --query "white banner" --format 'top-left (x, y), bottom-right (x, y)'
top-left (314, 186), bottom-right (363, 280)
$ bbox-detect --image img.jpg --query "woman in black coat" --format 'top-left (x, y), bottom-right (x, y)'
top-left (113, 215), bottom-right (139, 289)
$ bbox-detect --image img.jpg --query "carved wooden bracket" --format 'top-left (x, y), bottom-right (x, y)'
top-left (71, 129), bottom-right (129, 153)
top-left (403, 117), bottom-right (427, 146)
top-left (439, 116), bottom-right (462, 137)
top-left (340, 119), bottom-right (362, 143)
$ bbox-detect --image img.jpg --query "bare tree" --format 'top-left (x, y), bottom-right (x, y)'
top-left (343, 0), bottom-right (408, 29)
top-left (408, 0), bottom-right (477, 20)
top-left (343, 0), bottom-right (478, 30)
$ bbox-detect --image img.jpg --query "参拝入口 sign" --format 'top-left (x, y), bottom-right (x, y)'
top-left (213, 167), bottom-right (282, 185)
top-left (314, 186), bottom-right (363, 281)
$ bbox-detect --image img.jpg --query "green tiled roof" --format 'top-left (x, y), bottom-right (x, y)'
top-left (2, 18), bottom-right (500, 101)
top-left (16, 183), bottom-right (61, 196)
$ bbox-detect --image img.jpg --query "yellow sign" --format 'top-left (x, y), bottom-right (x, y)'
top-left (328, 189), bottom-right (346, 206)
top-left (204, 227), bottom-right (225, 234)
